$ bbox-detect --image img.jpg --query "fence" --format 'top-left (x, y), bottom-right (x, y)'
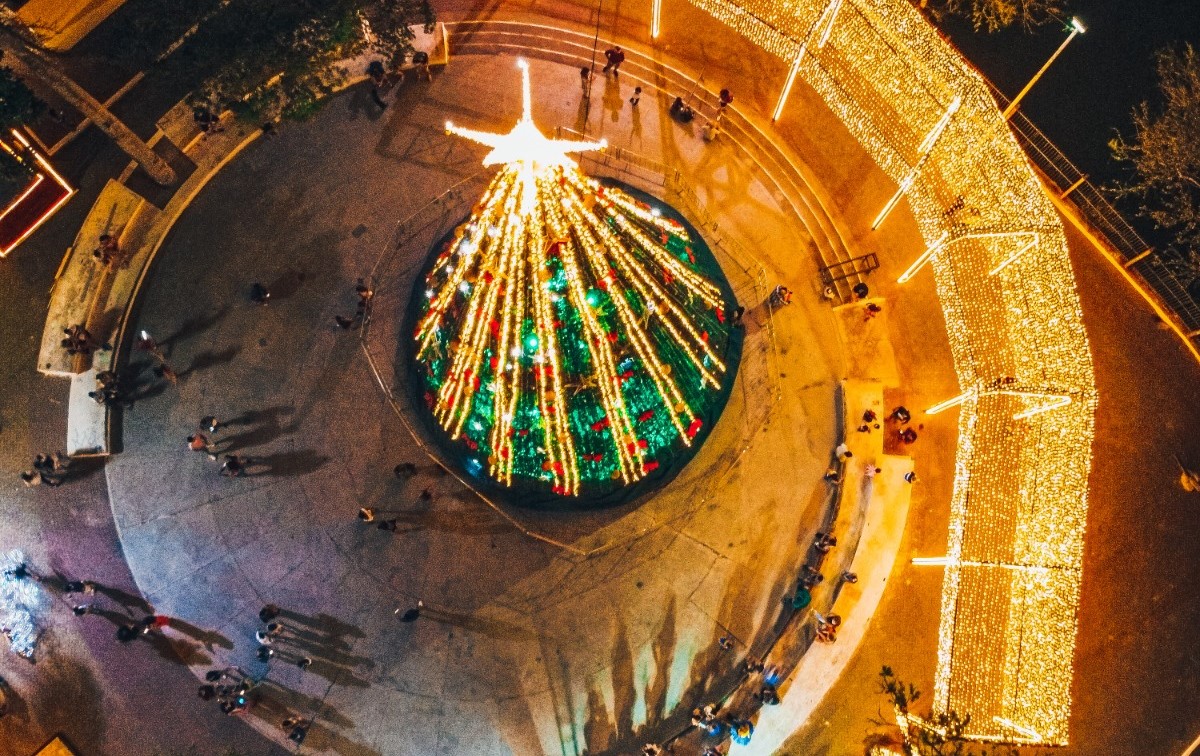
top-left (996, 93), bottom-right (1200, 342)
top-left (684, 0), bottom-right (1097, 744)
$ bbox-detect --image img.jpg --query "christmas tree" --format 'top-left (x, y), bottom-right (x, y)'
top-left (413, 60), bottom-right (736, 499)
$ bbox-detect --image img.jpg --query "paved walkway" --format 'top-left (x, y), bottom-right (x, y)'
top-left (100, 54), bottom-right (875, 755)
top-left (7, 2), bottom-right (1194, 754)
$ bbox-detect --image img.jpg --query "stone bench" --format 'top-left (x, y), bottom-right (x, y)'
top-left (44, 182), bottom-right (161, 456)
top-left (746, 380), bottom-right (913, 753)
top-left (67, 367), bottom-right (107, 456)
top-left (38, 178), bottom-right (144, 377)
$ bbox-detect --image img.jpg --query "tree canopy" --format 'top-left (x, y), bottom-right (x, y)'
top-left (913, 0), bottom-right (1069, 33)
top-left (0, 59), bottom-right (42, 186)
top-left (0, 59), bottom-right (43, 130)
top-left (1111, 44), bottom-right (1200, 259)
top-left (870, 667), bottom-right (1034, 756)
top-left (167, 0), bottom-right (434, 122)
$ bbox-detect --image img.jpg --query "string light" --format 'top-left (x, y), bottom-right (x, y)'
top-left (416, 60), bottom-right (735, 497)
top-left (679, 0), bottom-right (1096, 744)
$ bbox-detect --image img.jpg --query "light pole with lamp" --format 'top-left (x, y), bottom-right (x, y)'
top-left (1002, 16), bottom-right (1085, 121)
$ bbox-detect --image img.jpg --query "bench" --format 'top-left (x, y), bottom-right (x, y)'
top-left (38, 179), bottom-right (144, 377)
top-left (67, 367), bottom-right (107, 456)
top-left (748, 380), bottom-right (913, 753)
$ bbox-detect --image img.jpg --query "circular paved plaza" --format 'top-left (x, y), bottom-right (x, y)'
top-left (5, 4), bottom-right (1198, 756)
top-left (107, 54), bottom-right (852, 754)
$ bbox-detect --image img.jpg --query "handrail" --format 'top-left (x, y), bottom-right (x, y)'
top-left (985, 82), bottom-right (1200, 341)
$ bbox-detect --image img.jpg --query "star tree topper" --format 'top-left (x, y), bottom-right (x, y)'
top-left (445, 59), bottom-right (607, 209)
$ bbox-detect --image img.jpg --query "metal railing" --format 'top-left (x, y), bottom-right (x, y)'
top-left (994, 86), bottom-right (1200, 341)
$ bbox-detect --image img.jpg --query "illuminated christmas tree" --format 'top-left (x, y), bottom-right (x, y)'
top-left (413, 60), bottom-right (737, 500)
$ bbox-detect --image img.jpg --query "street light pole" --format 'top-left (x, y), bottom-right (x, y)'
top-left (1002, 17), bottom-right (1085, 121)
top-left (584, 0), bottom-right (604, 125)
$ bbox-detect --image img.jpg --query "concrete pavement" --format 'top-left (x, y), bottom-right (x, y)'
top-left (2, 0), bottom-right (1195, 754)
top-left (98, 54), bottom-right (882, 755)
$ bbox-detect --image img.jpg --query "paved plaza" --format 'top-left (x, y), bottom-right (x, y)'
top-left (91, 55), bottom-right (864, 754)
top-left (0, 1), bottom-right (1198, 755)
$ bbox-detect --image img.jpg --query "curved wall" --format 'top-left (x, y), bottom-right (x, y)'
top-left (679, 0), bottom-right (1096, 744)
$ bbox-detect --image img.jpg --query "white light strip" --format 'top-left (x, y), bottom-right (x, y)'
top-left (816, 0), bottom-right (844, 48)
top-left (989, 236), bottom-right (1039, 276)
top-left (897, 231), bottom-right (948, 283)
top-left (1012, 394), bottom-right (1071, 420)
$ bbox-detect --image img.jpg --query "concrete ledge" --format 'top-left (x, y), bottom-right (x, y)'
top-left (15, 0), bottom-right (125, 51)
top-left (742, 454), bottom-right (912, 755)
top-left (67, 368), bottom-right (107, 457)
top-left (39, 179), bottom-right (143, 377)
top-left (50, 120), bottom-right (261, 457)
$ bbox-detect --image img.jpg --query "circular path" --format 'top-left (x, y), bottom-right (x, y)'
top-left (108, 55), bottom-right (848, 754)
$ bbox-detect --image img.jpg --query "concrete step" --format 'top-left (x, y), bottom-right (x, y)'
top-left (446, 20), bottom-right (858, 291)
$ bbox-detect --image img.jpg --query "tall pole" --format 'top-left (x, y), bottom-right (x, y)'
top-left (1002, 17), bottom-right (1085, 121)
top-left (584, 0), bottom-right (604, 124)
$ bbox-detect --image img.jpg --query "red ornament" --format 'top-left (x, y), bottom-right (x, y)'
top-left (643, 460), bottom-right (660, 472)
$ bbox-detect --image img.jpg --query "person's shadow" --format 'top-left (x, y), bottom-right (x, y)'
top-left (247, 449), bottom-right (329, 477)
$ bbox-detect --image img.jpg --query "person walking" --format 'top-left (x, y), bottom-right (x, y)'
top-left (628, 86), bottom-right (642, 107)
top-left (249, 282), bottom-right (270, 305)
top-left (259, 604), bottom-right (281, 623)
top-left (64, 580), bottom-right (96, 596)
top-left (580, 66), bottom-right (592, 93)
top-left (835, 442), bottom-right (852, 461)
top-left (201, 416), bottom-right (220, 433)
top-left (140, 614), bottom-right (170, 634)
top-left (188, 433), bottom-right (217, 460)
top-left (220, 455), bottom-right (245, 477)
top-left (602, 46), bottom-right (625, 77)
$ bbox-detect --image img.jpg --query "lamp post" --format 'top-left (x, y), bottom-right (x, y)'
top-left (1002, 16), bottom-right (1085, 121)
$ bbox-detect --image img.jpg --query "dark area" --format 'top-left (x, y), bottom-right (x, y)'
top-left (940, 0), bottom-right (1200, 247)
